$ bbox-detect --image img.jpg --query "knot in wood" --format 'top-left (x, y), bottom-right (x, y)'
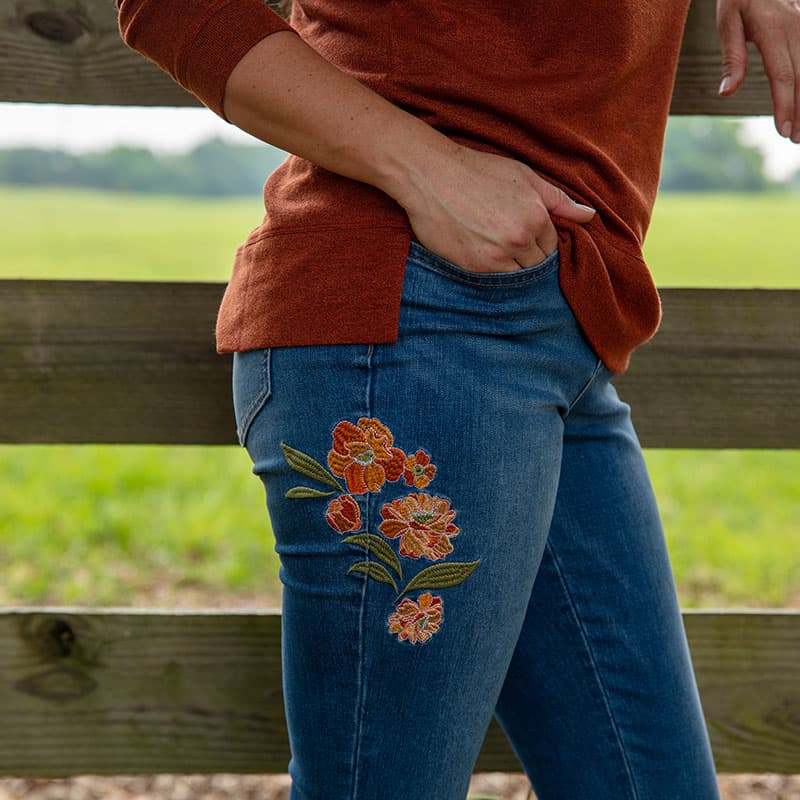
top-left (47, 618), bottom-right (76, 657)
top-left (24, 10), bottom-right (86, 43)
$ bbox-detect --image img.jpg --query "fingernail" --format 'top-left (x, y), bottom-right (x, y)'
top-left (576, 203), bottom-right (596, 213)
top-left (719, 76), bottom-right (731, 95)
top-left (781, 120), bottom-right (792, 138)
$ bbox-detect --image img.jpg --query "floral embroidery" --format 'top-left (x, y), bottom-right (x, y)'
top-left (378, 493), bottom-right (459, 561)
top-left (326, 494), bottom-right (361, 533)
top-left (403, 449), bottom-right (437, 488)
top-left (327, 418), bottom-right (405, 494)
top-left (387, 592), bottom-right (443, 644)
top-left (281, 416), bottom-right (480, 645)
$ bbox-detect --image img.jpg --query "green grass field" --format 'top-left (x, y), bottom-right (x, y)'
top-left (1, 186), bottom-right (798, 609)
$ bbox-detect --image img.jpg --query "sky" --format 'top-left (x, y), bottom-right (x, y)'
top-left (1, 102), bottom-right (800, 180)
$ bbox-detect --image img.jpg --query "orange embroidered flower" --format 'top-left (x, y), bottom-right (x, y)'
top-left (326, 494), bottom-right (361, 533)
top-left (327, 417), bottom-right (405, 494)
top-left (379, 493), bottom-right (459, 560)
top-left (403, 449), bottom-right (436, 489)
top-left (388, 592), bottom-right (443, 643)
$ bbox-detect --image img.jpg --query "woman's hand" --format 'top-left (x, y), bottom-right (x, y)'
top-left (717, 0), bottom-right (800, 142)
top-left (396, 142), bottom-right (595, 274)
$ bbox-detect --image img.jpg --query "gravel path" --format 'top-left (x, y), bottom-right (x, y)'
top-left (1, 773), bottom-right (800, 799)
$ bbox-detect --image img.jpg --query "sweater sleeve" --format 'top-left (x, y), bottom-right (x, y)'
top-left (116, 0), bottom-right (297, 122)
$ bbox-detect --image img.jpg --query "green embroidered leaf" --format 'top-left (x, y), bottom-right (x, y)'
top-left (347, 561), bottom-right (398, 592)
top-left (397, 559), bottom-right (481, 598)
top-left (285, 486), bottom-right (336, 499)
top-left (281, 441), bottom-right (344, 492)
top-left (342, 533), bottom-right (402, 579)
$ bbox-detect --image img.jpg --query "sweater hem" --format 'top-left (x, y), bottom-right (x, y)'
top-left (215, 225), bottom-right (413, 354)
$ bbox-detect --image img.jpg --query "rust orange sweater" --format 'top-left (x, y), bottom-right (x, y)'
top-left (116, 0), bottom-right (691, 374)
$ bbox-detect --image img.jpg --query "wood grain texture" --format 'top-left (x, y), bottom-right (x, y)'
top-left (0, 0), bottom-right (774, 115)
top-left (1, 280), bottom-right (798, 446)
top-left (0, 608), bottom-right (798, 776)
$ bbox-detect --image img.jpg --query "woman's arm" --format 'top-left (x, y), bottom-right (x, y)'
top-left (118, 1), bottom-right (595, 272)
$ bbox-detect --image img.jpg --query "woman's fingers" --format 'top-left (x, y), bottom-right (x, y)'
top-left (757, 27), bottom-right (797, 138)
top-left (788, 29), bottom-right (800, 140)
top-left (717, 0), bottom-right (749, 95)
top-left (718, 0), bottom-right (800, 141)
top-left (503, 199), bottom-right (560, 267)
top-left (530, 171), bottom-right (596, 224)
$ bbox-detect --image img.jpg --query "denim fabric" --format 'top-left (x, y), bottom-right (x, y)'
top-left (232, 241), bottom-right (720, 800)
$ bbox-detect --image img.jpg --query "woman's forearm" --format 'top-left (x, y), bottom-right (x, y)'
top-left (221, 30), bottom-right (457, 210)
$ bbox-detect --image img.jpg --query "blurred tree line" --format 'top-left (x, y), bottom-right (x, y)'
top-left (659, 117), bottom-right (789, 192)
top-left (0, 118), bottom-right (795, 196)
top-left (0, 136), bottom-right (287, 196)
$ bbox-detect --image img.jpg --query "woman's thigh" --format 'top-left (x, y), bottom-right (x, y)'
top-left (493, 371), bottom-right (721, 800)
top-left (232, 244), bottom-right (604, 799)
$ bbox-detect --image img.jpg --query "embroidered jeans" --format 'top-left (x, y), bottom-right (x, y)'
top-left (231, 241), bottom-right (721, 800)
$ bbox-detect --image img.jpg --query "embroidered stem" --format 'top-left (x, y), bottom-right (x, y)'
top-left (286, 486), bottom-right (336, 498)
top-left (342, 533), bottom-right (403, 580)
top-left (348, 561), bottom-right (398, 592)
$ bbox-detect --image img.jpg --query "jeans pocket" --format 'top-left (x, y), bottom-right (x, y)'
top-left (406, 239), bottom-right (559, 288)
top-left (231, 347), bottom-right (272, 449)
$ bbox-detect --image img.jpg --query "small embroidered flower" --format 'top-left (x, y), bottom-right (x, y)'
top-left (388, 592), bottom-right (443, 644)
top-left (379, 493), bottom-right (460, 560)
top-left (326, 494), bottom-right (361, 533)
top-left (403, 449), bottom-right (437, 489)
top-left (327, 417), bottom-right (405, 494)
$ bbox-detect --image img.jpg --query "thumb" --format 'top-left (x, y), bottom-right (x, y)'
top-left (539, 182), bottom-right (596, 223)
top-left (717, 5), bottom-right (748, 95)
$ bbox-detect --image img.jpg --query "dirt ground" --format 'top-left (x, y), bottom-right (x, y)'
top-left (1, 773), bottom-right (800, 799)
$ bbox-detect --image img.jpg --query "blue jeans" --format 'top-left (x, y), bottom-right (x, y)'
top-left (232, 241), bottom-right (720, 800)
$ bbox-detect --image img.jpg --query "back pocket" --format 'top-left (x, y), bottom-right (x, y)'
top-left (232, 347), bottom-right (272, 449)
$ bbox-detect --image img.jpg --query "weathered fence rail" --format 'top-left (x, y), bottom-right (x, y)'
top-left (0, 281), bottom-right (799, 448)
top-left (1, 0), bottom-right (799, 780)
top-left (0, 608), bottom-right (798, 777)
top-left (0, 0), bottom-right (776, 113)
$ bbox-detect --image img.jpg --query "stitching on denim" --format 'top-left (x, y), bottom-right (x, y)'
top-left (544, 537), bottom-right (641, 800)
top-left (239, 349), bottom-right (271, 446)
top-left (407, 241), bottom-right (559, 288)
top-left (350, 343), bottom-right (373, 800)
top-left (565, 357), bottom-right (604, 417)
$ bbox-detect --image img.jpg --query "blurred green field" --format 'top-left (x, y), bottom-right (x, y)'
top-left (1, 186), bottom-right (798, 609)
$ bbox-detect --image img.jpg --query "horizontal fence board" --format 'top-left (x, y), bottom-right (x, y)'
top-left (0, 608), bottom-right (798, 776)
top-left (1, 280), bottom-right (799, 447)
top-left (0, 0), bottom-right (774, 115)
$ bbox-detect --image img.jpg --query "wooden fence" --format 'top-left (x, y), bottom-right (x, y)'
top-left (1, 0), bottom-right (799, 779)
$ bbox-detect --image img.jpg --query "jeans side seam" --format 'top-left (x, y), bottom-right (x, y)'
top-left (544, 536), bottom-right (642, 800)
top-left (350, 343), bottom-right (374, 800)
top-left (564, 356), bottom-right (604, 417)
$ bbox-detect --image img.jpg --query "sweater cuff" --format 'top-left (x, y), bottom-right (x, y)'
top-left (117, 0), bottom-right (296, 122)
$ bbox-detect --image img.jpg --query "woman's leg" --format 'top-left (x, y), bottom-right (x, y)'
top-left (232, 242), bottom-right (604, 799)
top-left (493, 370), bottom-right (721, 800)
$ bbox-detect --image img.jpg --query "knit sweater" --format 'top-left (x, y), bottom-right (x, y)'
top-left (116, 0), bottom-right (692, 374)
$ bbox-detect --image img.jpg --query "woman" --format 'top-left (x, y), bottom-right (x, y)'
top-left (116, 1), bottom-right (799, 797)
